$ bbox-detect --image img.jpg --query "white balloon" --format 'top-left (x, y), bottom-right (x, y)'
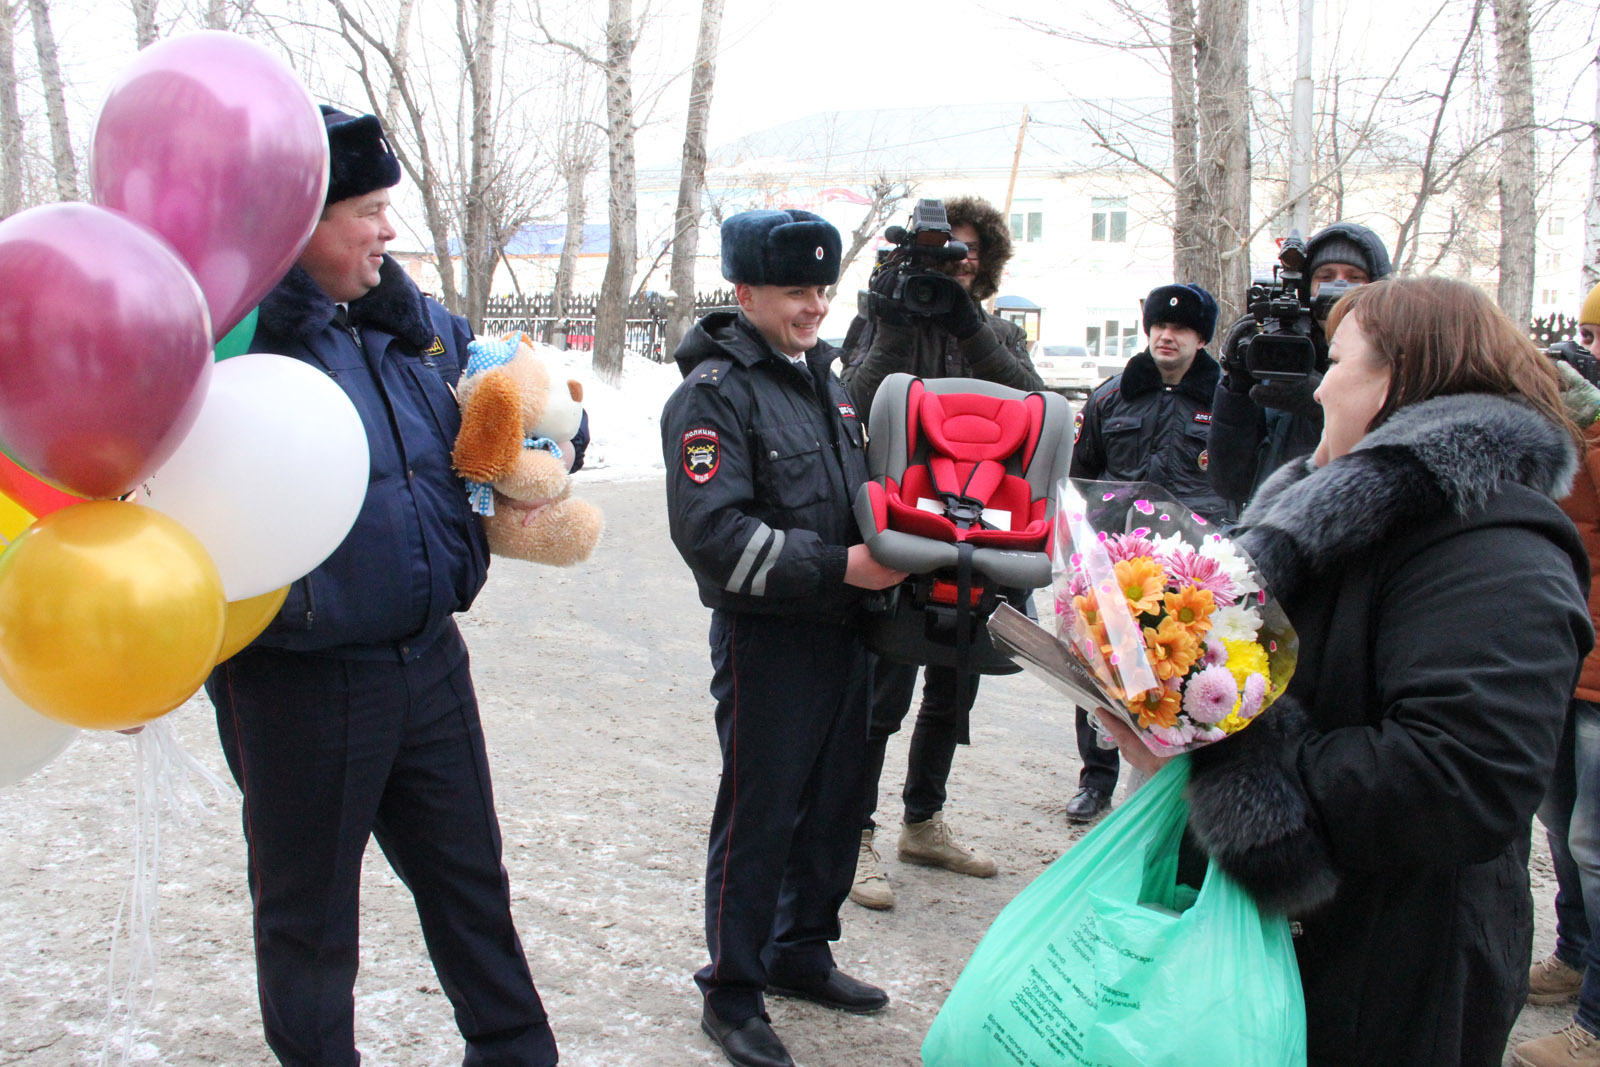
top-left (141, 353), bottom-right (370, 600)
top-left (0, 675), bottom-right (76, 787)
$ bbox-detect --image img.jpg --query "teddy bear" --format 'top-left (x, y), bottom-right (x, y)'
top-left (451, 332), bottom-right (603, 566)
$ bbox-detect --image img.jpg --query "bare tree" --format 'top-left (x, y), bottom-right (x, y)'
top-left (1168, 0), bottom-right (1205, 283)
top-left (458, 0), bottom-right (499, 328)
top-left (132, 0), bottom-right (158, 46)
top-left (1493, 0), bottom-right (1536, 325)
top-left (553, 103), bottom-right (601, 327)
top-left (663, 0), bottom-right (723, 361)
top-left (827, 176), bottom-right (912, 302)
top-left (1583, 44), bottom-right (1599, 293)
top-left (26, 0), bottom-right (76, 202)
top-left (0, 2), bottom-right (22, 218)
top-left (1194, 0), bottom-right (1251, 317)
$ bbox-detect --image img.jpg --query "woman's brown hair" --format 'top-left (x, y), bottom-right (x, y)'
top-left (1325, 275), bottom-right (1574, 440)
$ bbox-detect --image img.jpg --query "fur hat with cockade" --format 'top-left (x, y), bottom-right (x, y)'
top-left (1142, 283), bottom-right (1219, 344)
top-left (720, 210), bottom-right (842, 287)
top-left (321, 105), bottom-right (401, 206)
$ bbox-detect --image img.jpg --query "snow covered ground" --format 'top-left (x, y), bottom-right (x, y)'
top-left (537, 345), bottom-right (681, 483)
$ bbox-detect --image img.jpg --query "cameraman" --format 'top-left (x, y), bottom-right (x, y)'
top-left (839, 195), bottom-right (1042, 911)
top-left (1207, 222), bottom-right (1392, 508)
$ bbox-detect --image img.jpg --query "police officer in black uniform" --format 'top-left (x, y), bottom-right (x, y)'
top-left (1064, 282), bottom-right (1229, 823)
top-left (205, 108), bottom-right (557, 1067)
top-left (661, 209), bottom-right (906, 1067)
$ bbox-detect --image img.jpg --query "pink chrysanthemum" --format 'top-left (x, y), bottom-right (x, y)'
top-left (1182, 665), bottom-right (1239, 723)
top-left (1165, 550), bottom-right (1238, 606)
top-left (1238, 672), bottom-right (1269, 721)
top-left (1148, 722), bottom-right (1198, 748)
top-left (1201, 640), bottom-right (1228, 667)
top-left (1193, 725), bottom-right (1228, 744)
top-left (1104, 532), bottom-right (1159, 563)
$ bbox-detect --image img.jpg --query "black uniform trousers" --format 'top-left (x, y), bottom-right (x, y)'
top-left (859, 659), bottom-right (978, 830)
top-left (207, 622), bottom-right (556, 1067)
top-left (1075, 706), bottom-right (1120, 794)
top-left (696, 610), bottom-right (871, 1023)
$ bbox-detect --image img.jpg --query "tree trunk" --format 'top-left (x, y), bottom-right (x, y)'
top-left (1168, 0), bottom-right (1206, 286)
top-left (664, 0), bottom-right (722, 361)
top-left (1195, 0), bottom-right (1251, 322)
top-left (593, 0), bottom-right (637, 386)
top-left (132, 0), bottom-right (157, 47)
top-left (1492, 0), bottom-right (1536, 329)
top-left (555, 160), bottom-right (586, 323)
top-left (384, 0), bottom-right (416, 125)
top-left (0, 2), bottom-right (23, 218)
top-left (27, 0), bottom-right (77, 202)
top-left (1581, 46), bottom-right (1598, 294)
top-left (458, 0), bottom-right (498, 332)
top-left (203, 0), bottom-right (227, 29)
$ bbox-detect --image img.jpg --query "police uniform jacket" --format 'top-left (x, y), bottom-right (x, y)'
top-left (839, 311), bottom-right (1042, 414)
top-left (1070, 347), bottom-right (1234, 523)
top-left (663, 311), bottom-right (869, 623)
top-left (244, 257), bottom-right (488, 660)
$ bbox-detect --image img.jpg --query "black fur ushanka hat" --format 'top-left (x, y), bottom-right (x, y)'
top-left (1142, 283), bottom-right (1219, 343)
top-left (320, 105), bottom-right (401, 206)
top-left (719, 209), bottom-right (842, 287)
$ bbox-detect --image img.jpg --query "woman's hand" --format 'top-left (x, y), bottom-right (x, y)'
top-left (1097, 710), bottom-right (1173, 778)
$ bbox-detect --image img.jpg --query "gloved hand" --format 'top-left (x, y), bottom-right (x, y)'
top-left (1219, 316), bottom-right (1258, 395)
top-left (866, 268), bottom-right (910, 327)
top-left (936, 290), bottom-right (985, 341)
top-left (1249, 372), bottom-right (1323, 418)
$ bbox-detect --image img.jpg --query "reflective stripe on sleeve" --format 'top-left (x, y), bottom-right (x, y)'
top-left (727, 523), bottom-right (777, 595)
top-left (748, 529), bottom-right (785, 596)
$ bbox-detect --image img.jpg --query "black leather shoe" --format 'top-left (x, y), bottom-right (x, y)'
top-left (700, 1005), bottom-right (794, 1067)
top-left (767, 966), bottom-right (889, 1014)
top-left (1065, 786), bottom-right (1111, 823)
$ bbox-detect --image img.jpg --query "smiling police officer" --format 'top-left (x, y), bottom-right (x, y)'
top-left (662, 209), bottom-right (906, 1067)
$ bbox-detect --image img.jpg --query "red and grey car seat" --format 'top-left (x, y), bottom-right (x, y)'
top-left (853, 372), bottom-right (1074, 709)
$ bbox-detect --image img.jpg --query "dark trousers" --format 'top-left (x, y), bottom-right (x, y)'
top-left (206, 624), bottom-right (556, 1067)
top-left (1541, 698), bottom-right (1600, 1033)
top-left (696, 611), bottom-right (871, 1023)
top-left (1074, 706), bottom-right (1120, 794)
top-left (859, 658), bottom-right (978, 830)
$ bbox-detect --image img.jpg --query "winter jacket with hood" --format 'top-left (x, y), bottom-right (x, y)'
top-left (1208, 221), bottom-right (1395, 507)
top-left (1185, 393), bottom-right (1592, 1067)
top-left (662, 310), bottom-right (870, 623)
top-left (1070, 347), bottom-right (1234, 523)
top-left (239, 256), bottom-right (487, 659)
top-left (1554, 362), bottom-right (1600, 700)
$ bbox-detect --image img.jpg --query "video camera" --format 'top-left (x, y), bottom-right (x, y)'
top-left (861, 199), bottom-right (970, 318)
top-left (1236, 232), bottom-right (1352, 384)
top-left (1547, 338), bottom-right (1600, 387)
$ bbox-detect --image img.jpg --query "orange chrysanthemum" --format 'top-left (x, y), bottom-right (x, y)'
top-left (1144, 616), bottom-right (1201, 682)
top-left (1114, 557), bottom-right (1166, 616)
top-left (1131, 685), bottom-right (1182, 730)
top-left (1163, 585), bottom-right (1216, 637)
top-left (1073, 592), bottom-right (1102, 628)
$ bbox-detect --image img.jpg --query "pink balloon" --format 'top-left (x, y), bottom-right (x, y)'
top-left (90, 31), bottom-right (329, 340)
top-left (0, 203), bottom-right (213, 499)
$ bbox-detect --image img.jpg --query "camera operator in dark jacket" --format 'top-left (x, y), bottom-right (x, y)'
top-left (1064, 282), bottom-right (1229, 823)
top-left (837, 196), bottom-right (1043, 912)
top-left (1207, 222), bottom-right (1392, 508)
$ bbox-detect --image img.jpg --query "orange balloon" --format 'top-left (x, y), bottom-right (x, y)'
top-left (216, 585), bottom-right (289, 664)
top-left (0, 490), bottom-right (34, 544)
top-left (0, 501), bottom-right (225, 730)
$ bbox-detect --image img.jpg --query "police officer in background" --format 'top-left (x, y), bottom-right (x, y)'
top-left (205, 107), bottom-right (558, 1066)
top-left (661, 209), bottom-right (906, 1067)
top-left (1064, 282), bottom-right (1228, 823)
top-left (1207, 222), bottom-right (1393, 508)
top-left (838, 195), bottom-right (1043, 911)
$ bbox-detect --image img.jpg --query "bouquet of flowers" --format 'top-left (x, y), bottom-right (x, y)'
top-left (1052, 480), bottom-right (1297, 756)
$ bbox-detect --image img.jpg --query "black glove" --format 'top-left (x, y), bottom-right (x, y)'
top-left (865, 268), bottom-right (910, 327)
top-left (1219, 316), bottom-right (1258, 395)
top-left (936, 290), bottom-right (985, 341)
top-left (1248, 372), bottom-right (1323, 418)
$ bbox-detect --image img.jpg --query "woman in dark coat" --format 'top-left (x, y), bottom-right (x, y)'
top-left (1103, 276), bottom-right (1594, 1067)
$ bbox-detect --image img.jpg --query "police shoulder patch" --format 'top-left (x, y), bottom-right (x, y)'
top-left (1073, 409), bottom-right (1084, 444)
top-left (1197, 448), bottom-right (1210, 471)
top-left (425, 336), bottom-right (447, 356)
top-left (682, 427), bottom-right (720, 484)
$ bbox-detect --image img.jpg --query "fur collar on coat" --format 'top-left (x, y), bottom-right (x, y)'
top-left (1185, 393), bottom-right (1578, 915)
top-left (257, 255), bottom-right (437, 351)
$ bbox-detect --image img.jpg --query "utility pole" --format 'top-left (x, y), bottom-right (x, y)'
top-left (1001, 105), bottom-right (1030, 223)
top-left (1290, 0), bottom-right (1314, 236)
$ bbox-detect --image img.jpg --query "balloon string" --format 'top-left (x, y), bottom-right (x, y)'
top-left (97, 717), bottom-right (234, 1066)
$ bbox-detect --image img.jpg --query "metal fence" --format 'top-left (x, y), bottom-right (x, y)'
top-left (481, 289), bottom-right (738, 363)
top-left (1532, 312), bottom-right (1580, 348)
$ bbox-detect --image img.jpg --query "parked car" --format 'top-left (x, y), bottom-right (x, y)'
top-left (1031, 343), bottom-right (1124, 396)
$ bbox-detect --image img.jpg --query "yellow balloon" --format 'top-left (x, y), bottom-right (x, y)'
top-left (216, 585), bottom-right (290, 664)
top-left (0, 490), bottom-right (34, 544)
top-left (0, 501), bottom-right (226, 730)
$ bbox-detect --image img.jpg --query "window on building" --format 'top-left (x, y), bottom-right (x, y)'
top-left (1548, 216), bottom-right (1565, 236)
top-left (1541, 288), bottom-right (1560, 306)
top-left (1010, 207), bottom-right (1044, 243)
top-left (1545, 252), bottom-right (1563, 272)
top-left (1085, 326), bottom-right (1101, 358)
top-left (1091, 198), bottom-right (1128, 243)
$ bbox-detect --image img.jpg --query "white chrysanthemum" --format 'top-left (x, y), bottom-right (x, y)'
top-left (1209, 603), bottom-right (1262, 642)
top-left (1198, 537), bottom-right (1261, 599)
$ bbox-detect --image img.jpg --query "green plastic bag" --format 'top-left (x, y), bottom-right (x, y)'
top-left (922, 758), bottom-right (1306, 1067)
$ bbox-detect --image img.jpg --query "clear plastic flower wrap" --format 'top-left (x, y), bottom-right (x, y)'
top-left (1052, 479), bottom-right (1298, 755)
